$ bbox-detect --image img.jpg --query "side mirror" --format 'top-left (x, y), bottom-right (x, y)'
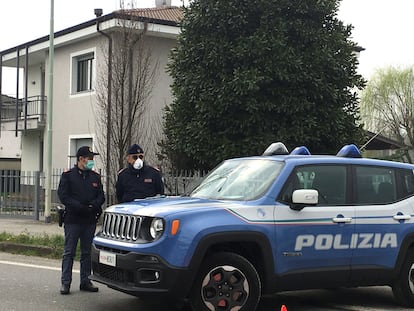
top-left (290, 189), bottom-right (318, 211)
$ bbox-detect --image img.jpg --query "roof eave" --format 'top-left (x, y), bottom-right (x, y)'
top-left (0, 11), bottom-right (180, 62)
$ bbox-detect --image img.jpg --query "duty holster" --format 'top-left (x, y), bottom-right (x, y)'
top-left (57, 205), bottom-right (66, 227)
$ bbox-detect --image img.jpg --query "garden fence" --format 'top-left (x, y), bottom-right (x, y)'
top-left (0, 169), bottom-right (206, 220)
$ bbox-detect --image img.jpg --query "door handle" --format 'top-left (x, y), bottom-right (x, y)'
top-left (332, 217), bottom-right (352, 223)
top-left (393, 214), bottom-right (411, 221)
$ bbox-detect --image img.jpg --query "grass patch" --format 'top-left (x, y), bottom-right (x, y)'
top-left (0, 231), bottom-right (80, 260)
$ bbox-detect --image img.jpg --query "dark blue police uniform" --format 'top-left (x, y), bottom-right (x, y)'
top-left (115, 164), bottom-right (164, 203)
top-left (58, 164), bottom-right (105, 291)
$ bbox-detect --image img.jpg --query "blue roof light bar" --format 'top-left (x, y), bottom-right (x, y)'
top-left (336, 144), bottom-right (362, 158)
top-left (290, 146), bottom-right (311, 155)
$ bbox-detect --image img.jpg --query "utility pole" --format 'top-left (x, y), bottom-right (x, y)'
top-left (44, 0), bottom-right (54, 223)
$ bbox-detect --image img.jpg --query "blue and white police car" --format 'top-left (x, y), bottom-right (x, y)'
top-left (91, 143), bottom-right (414, 310)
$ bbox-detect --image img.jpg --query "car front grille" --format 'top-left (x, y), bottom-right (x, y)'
top-left (101, 213), bottom-right (142, 242)
top-left (96, 263), bottom-right (126, 282)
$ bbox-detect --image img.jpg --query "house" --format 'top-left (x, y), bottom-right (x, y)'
top-left (0, 4), bottom-right (182, 175)
top-left (361, 130), bottom-right (406, 160)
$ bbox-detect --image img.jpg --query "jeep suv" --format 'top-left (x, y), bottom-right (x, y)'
top-left (91, 143), bottom-right (414, 310)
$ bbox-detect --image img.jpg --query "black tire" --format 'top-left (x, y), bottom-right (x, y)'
top-left (392, 250), bottom-right (414, 307)
top-left (189, 252), bottom-right (261, 311)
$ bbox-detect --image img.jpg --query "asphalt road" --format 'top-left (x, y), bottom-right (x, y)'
top-left (0, 252), bottom-right (410, 311)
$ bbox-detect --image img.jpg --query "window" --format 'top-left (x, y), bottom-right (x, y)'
top-left (71, 50), bottom-right (95, 94)
top-left (190, 159), bottom-right (284, 201)
top-left (400, 169), bottom-right (414, 199)
top-left (355, 166), bottom-right (396, 204)
top-left (68, 137), bottom-right (93, 167)
top-left (279, 165), bottom-right (347, 205)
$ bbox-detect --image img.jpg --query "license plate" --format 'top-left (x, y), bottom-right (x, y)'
top-left (99, 250), bottom-right (116, 267)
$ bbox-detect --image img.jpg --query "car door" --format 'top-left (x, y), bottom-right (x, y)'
top-left (275, 164), bottom-right (355, 286)
top-left (351, 165), bottom-right (414, 281)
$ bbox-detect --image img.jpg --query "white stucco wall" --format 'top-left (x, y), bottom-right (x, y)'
top-left (44, 38), bottom-right (100, 171)
top-left (40, 34), bottom-right (176, 171)
top-left (2, 19), bottom-right (179, 174)
top-left (27, 64), bottom-right (44, 97)
top-left (0, 131), bottom-right (21, 159)
top-left (20, 131), bottom-right (42, 172)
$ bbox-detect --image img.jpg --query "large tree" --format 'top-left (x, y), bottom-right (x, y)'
top-left (162, 0), bottom-right (365, 170)
top-left (361, 66), bottom-right (414, 163)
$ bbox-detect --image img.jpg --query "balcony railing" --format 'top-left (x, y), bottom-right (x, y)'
top-left (0, 95), bottom-right (46, 122)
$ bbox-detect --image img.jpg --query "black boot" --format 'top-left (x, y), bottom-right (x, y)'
top-left (60, 284), bottom-right (70, 295)
top-left (80, 281), bottom-right (99, 292)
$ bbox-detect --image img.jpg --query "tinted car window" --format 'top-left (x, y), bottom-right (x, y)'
top-left (400, 168), bottom-right (414, 199)
top-left (279, 165), bottom-right (347, 205)
top-left (355, 166), bottom-right (396, 204)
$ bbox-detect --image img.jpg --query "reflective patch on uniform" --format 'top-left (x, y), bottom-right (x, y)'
top-left (144, 179), bottom-right (153, 183)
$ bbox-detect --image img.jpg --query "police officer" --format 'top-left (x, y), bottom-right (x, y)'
top-left (58, 146), bottom-right (105, 295)
top-left (116, 144), bottom-right (164, 203)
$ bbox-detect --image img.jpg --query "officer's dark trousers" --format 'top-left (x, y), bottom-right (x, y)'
top-left (61, 223), bottom-right (96, 286)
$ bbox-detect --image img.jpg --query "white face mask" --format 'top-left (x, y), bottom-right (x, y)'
top-left (133, 158), bottom-right (143, 170)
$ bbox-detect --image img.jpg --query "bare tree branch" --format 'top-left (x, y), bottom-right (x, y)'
top-left (361, 66), bottom-right (414, 162)
top-left (94, 6), bottom-right (160, 198)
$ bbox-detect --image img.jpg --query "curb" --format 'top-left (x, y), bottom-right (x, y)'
top-left (0, 241), bottom-right (55, 256)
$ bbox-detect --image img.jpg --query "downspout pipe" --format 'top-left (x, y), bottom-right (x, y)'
top-left (24, 45), bottom-right (29, 131)
top-left (0, 53), bottom-right (2, 133)
top-left (15, 48), bottom-right (20, 136)
top-left (95, 9), bottom-right (112, 205)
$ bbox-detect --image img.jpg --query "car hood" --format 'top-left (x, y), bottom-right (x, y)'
top-left (105, 196), bottom-right (243, 217)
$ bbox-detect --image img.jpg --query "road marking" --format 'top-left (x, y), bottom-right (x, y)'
top-left (0, 260), bottom-right (80, 273)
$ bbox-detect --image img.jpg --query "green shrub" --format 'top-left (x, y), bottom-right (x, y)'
top-left (0, 231), bottom-right (80, 260)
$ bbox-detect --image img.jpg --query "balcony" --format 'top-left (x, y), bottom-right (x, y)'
top-left (0, 95), bottom-right (46, 131)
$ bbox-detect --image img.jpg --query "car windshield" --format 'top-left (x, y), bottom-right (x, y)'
top-left (190, 158), bottom-right (284, 201)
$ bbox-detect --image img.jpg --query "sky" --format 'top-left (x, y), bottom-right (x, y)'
top-left (1, 0), bottom-right (414, 96)
top-left (337, 0), bottom-right (414, 79)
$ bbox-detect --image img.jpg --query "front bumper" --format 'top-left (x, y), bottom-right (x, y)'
top-left (90, 243), bottom-right (194, 299)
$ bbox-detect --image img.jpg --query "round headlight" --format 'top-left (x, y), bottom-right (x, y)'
top-left (150, 218), bottom-right (164, 240)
